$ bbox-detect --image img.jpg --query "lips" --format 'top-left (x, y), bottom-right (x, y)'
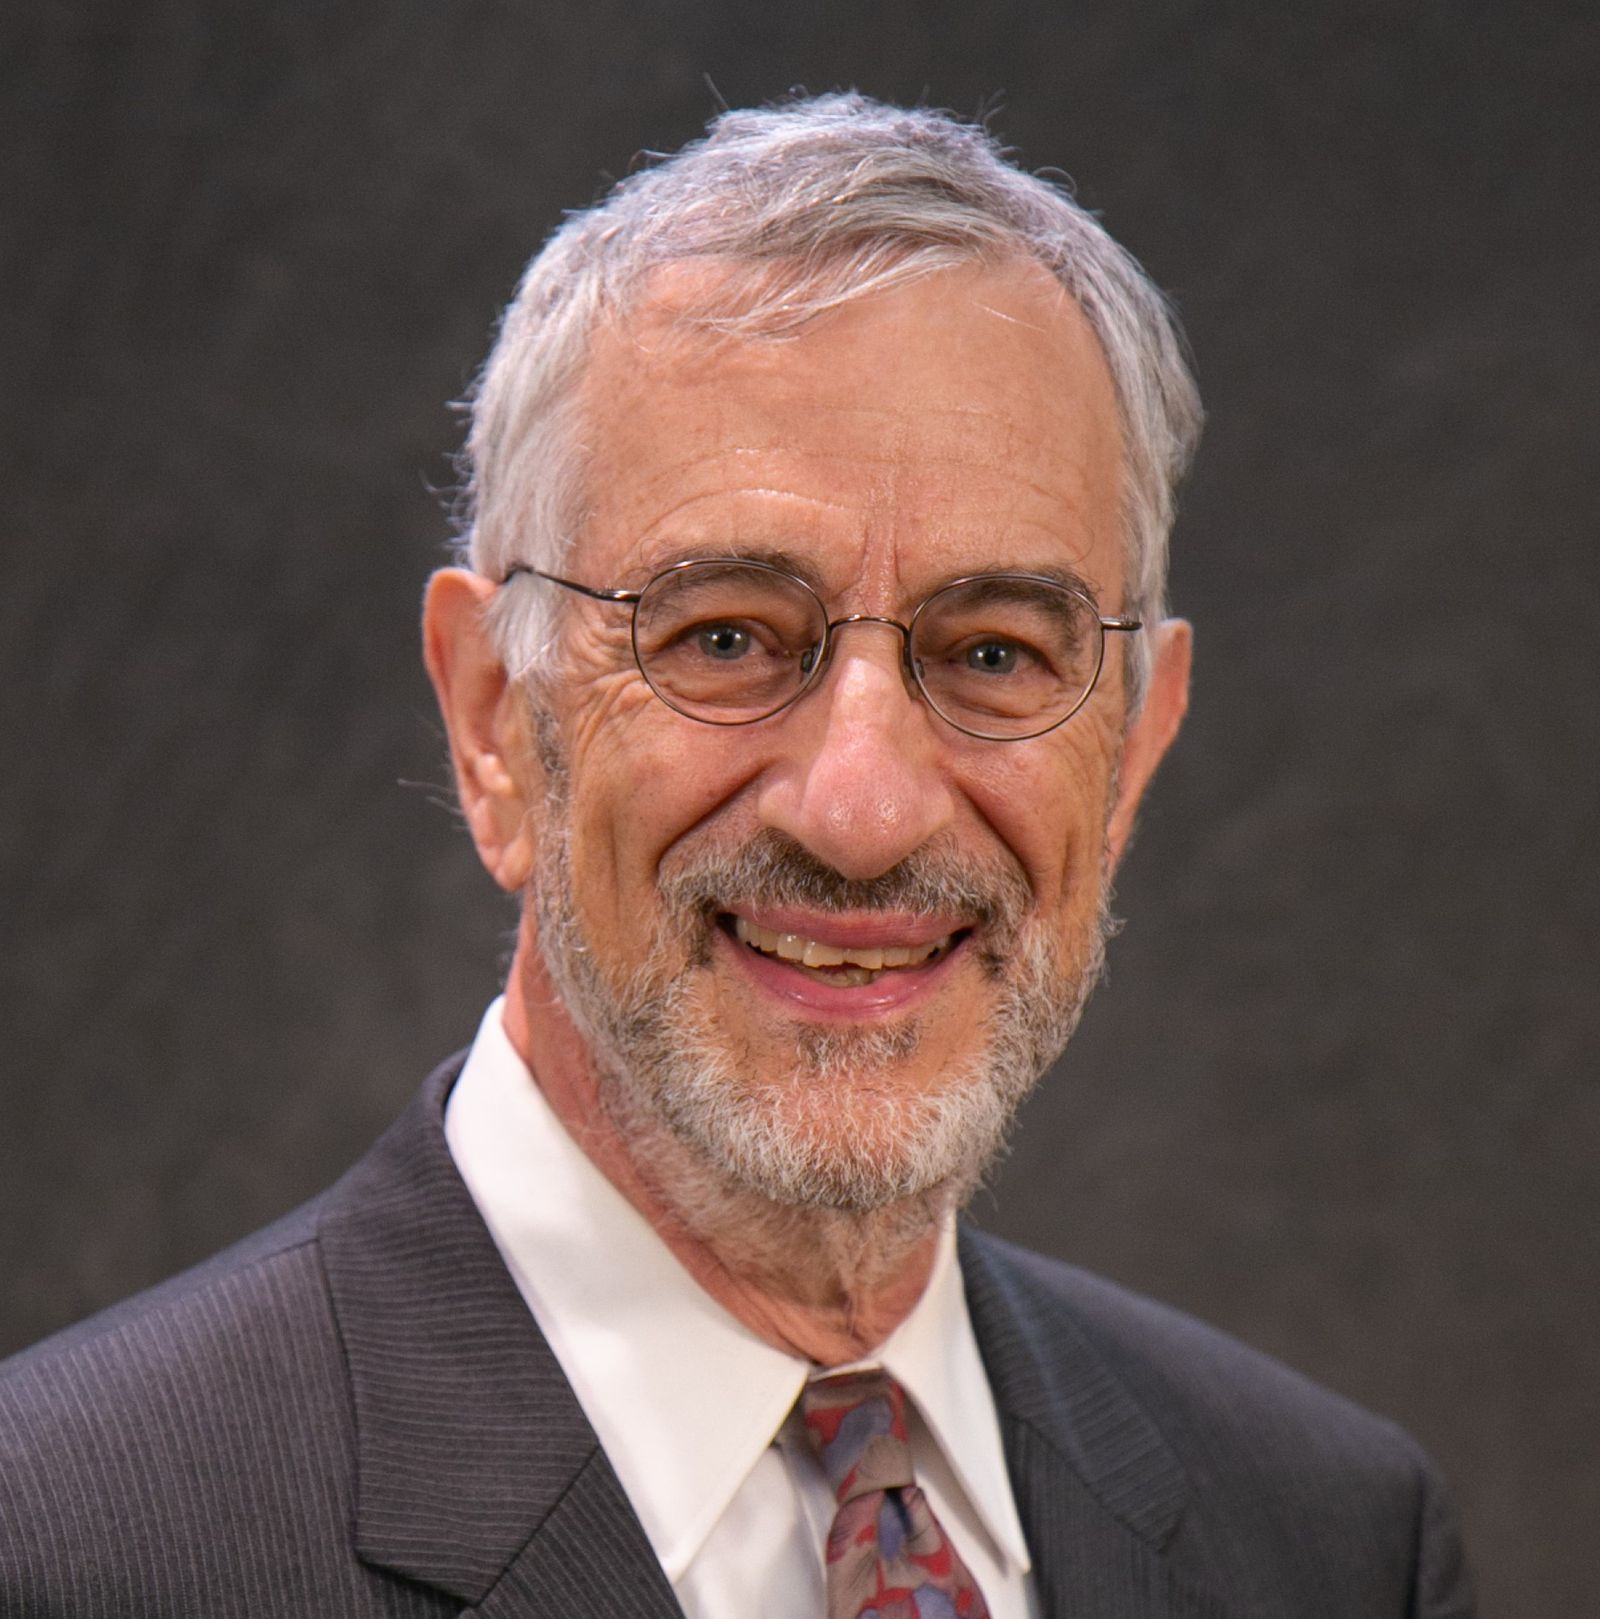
top-left (728, 913), bottom-right (961, 988)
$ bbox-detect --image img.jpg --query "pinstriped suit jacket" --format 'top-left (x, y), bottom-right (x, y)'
top-left (0, 1058), bottom-right (1473, 1618)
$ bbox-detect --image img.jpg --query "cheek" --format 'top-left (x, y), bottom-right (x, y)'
top-left (961, 725), bottom-right (1120, 903)
top-left (560, 701), bottom-right (765, 924)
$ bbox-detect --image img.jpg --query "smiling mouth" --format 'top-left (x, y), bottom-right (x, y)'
top-left (727, 915), bottom-right (962, 987)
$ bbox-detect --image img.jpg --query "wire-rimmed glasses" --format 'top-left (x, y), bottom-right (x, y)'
top-left (501, 557), bottom-right (1140, 741)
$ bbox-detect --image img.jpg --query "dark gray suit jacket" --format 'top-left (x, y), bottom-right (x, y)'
top-left (0, 1059), bottom-right (1473, 1617)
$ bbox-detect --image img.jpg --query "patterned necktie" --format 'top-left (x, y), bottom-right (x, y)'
top-left (799, 1370), bottom-right (992, 1619)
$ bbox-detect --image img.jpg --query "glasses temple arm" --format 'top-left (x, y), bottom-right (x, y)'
top-left (499, 566), bottom-right (642, 604)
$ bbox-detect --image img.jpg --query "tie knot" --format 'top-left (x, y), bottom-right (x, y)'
top-left (799, 1370), bottom-right (914, 1504)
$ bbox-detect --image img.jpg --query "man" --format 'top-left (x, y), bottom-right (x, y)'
top-left (0, 95), bottom-right (1472, 1617)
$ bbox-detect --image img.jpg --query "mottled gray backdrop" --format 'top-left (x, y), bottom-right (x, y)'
top-left (2, 4), bottom-right (1595, 1614)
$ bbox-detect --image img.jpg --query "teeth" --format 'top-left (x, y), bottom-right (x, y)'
top-left (732, 915), bottom-right (952, 972)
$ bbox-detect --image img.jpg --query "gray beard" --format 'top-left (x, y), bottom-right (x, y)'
top-left (530, 800), bottom-right (1111, 1221)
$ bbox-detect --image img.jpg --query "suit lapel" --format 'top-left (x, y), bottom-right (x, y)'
top-left (317, 1056), bottom-right (683, 1618)
top-left (314, 1060), bottom-right (1241, 1618)
top-left (467, 1450), bottom-right (685, 1619)
top-left (960, 1230), bottom-right (1241, 1619)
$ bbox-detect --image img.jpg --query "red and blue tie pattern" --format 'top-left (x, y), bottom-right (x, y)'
top-left (799, 1371), bottom-right (992, 1619)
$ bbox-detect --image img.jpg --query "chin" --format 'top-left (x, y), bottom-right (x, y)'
top-left (617, 1016), bottom-right (1030, 1216)
top-left (532, 812), bottom-right (1112, 1219)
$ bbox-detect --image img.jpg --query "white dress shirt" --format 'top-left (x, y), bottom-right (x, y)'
top-left (444, 999), bottom-right (1037, 1619)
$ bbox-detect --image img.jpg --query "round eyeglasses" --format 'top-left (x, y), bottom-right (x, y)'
top-left (500, 558), bottom-right (1140, 741)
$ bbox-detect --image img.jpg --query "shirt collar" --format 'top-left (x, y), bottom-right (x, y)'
top-left (444, 998), bottom-right (1030, 1579)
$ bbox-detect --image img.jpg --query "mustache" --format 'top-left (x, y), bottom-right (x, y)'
top-left (657, 829), bottom-right (1034, 937)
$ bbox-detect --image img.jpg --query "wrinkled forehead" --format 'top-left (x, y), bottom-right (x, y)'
top-left (588, 251), bottom-right (1119, 418)
top-left (563, 257), bottom-right (1128, 601)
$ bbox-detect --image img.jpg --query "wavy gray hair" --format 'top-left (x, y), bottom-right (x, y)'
top-left (459, 93), bottom-right (1202, 707)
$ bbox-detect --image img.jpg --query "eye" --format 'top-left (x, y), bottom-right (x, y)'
top-left (695, 623), bottom-right (751, 660)
top-left (964, 639), bottom-right (1023, 674)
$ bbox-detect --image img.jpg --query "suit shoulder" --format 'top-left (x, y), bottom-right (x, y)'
top-left (962, 1230), bottom-right (1474, 1616)
top-left (0, 1200), bottom-right (383, 1613)
top-left (961, 1227), bottom-right (1431, 1477)
top-left (1, 1194), bottom-right (324, 1376)
top-left (0, 1200), bottom-right (355, 1559)
top-left (0, 1070), bottom-right (474, 1615)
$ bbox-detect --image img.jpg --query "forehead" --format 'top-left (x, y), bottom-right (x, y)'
top-left (571, 257), bottom-right (1127, 600)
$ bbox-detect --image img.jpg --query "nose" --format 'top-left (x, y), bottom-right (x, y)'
top-left (755, 624), bottom-right (958, 880)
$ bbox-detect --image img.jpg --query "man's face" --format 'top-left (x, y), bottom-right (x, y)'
top-left (520, 258), bottom-right (1146, 1213)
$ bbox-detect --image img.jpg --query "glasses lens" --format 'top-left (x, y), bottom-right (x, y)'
top-left (633, 562), bottom-right (826, 721)
top-left (911, 576), bottom-right (1102, 738)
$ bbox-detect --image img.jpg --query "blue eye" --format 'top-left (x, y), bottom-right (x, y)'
top-left (965, 641), bottom-right (1018, 674)
top-left (697, 624), bottom-right (751, 660)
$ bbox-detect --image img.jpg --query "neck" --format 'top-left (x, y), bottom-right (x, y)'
top-left (502, 950), bottom-right (946, 1367)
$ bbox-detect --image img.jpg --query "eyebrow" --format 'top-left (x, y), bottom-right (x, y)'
top-left (990, 561), bottom-right (1101, 599)
top-left (631, 543), bottom-right (1103, 605)
top-left (630, 542), bottom-right (829, 593)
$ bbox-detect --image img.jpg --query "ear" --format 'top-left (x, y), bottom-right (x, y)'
top-left (421, 567), bottom-right (541, 892)
top-left (1106, 618), bottom-right (1192, 871)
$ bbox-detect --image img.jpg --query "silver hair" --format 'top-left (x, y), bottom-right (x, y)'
top-left (459, 92), bottom-right (1203, 706)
